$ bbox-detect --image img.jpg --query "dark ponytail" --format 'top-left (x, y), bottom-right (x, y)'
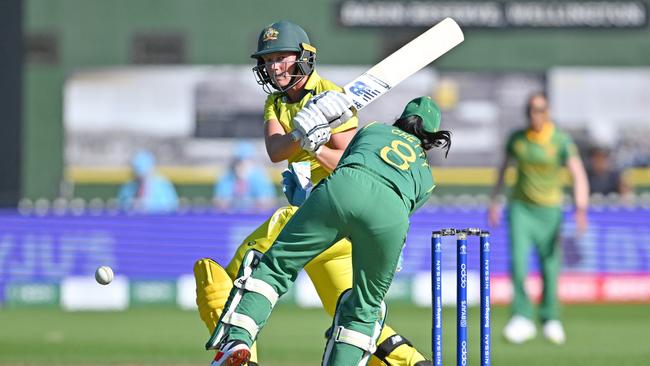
top-left (393, 115), bottom-right (451, 157)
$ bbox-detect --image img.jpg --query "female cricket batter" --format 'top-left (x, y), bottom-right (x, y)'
top-left (210, 96), bottom-right (452, 366)
top-left (193, 21), bottom-right (430, 365)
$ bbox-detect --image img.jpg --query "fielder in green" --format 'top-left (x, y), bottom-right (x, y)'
top-left (207, 96), bottom-right (451, 366)
top-left (488, 93), bottom-right (589, 345)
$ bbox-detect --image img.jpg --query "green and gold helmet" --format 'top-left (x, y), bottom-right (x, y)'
top-left (251, 21), bottom-right (317, 94)
top-left (252, 21), bottom-right (311, 58)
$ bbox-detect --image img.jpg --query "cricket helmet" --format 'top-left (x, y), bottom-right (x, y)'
top-left (251, 21), bottom-right (316, 93)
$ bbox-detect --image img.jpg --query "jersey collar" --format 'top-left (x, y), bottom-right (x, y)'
top-left (303, 70), bottom-right (322, 92)
top-left (526, 121), bottom-right (555, 144)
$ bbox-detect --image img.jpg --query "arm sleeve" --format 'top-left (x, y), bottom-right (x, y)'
top-left (560, 134), bottom-right (579, 164)
top-left (263, 94), bottom-right (279, 123)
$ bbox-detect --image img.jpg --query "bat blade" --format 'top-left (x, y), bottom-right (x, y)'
top-left (344, 17), bottom-right (464, 111)
top-left (290, 18), bottom-right (463, 141)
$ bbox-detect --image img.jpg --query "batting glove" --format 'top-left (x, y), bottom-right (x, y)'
top-left (293, 104), bottom-right (331, 154)
top-left (308, 90), bottom-right (354, 129)
top-left (293, 103), bottom-right (329, 138)
top-left (300, 124), bottom-right (331, 155)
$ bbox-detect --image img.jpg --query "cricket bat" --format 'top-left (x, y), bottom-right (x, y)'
top-left (292, 17), bottom-right (464, 139)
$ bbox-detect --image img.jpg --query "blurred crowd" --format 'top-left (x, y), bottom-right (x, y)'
top-left (114, 144), bottom-right (276, 214)
top-left (106, 139), bottom-right (642, 215)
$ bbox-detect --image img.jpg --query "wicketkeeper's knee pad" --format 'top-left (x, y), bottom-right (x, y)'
top-left (194, 258), bottom-right (233, 333)
top-left (322, 289), bottom-right (387, 366)
top-left (205, 249), bottom-right (279, 350)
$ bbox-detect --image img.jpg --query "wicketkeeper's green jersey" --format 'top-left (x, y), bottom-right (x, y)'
top-left (337, 122), bottom-right (435, 214)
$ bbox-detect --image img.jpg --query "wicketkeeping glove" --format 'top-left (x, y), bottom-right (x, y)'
top-left (308, 90), bottom-right (354, 129)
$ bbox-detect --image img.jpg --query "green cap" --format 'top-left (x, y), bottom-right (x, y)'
top-left (251, 21), bottom-right (312, 58)
top-left (400, 96), bottom-right (441, 133)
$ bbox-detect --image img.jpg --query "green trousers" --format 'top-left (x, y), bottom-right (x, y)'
top-left (229, 167), bottom-right (410, 363)
top-left (507, 200), bottom-right (563, 322)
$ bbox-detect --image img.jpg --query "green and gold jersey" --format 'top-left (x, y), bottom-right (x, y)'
top-left (506, 122), bottom-right (578, 206)
top-left (338, 123), bottom-right (435, 215)
top-left (263, 70), bottom-right (358, 184)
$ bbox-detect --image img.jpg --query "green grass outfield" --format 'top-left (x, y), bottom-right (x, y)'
top-left (1, 303), bottom-right (649, 366)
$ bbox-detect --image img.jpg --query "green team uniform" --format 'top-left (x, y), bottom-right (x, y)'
top-left (227, 122), bottom-right (435, 362)
top-left (505, 123), bottom-right (578, 321)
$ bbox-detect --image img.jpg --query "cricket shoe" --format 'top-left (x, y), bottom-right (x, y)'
top-left (542, 320), bottom-right (566, 345)
top-left (211, 340), bottom-right (251, 366)
top-left (503, 315), bottom-right (536, 344)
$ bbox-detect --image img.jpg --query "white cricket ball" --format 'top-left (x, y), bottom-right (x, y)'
top-left (95, 266), bottom-right (114, 285)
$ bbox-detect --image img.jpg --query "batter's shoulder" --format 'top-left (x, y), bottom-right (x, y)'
top-left (317, 77), bottom-right (344, 93)
top-left (265, 92), bottom-right (283, 104)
